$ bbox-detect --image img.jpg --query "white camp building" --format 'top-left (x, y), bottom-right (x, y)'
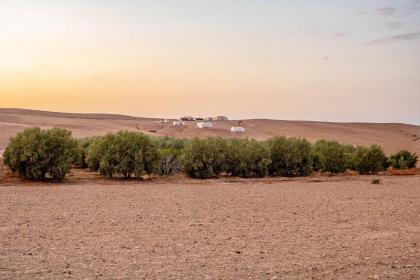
top-left (197, 122), bottom-right (213, 128)
top-left (230, 126), bottom-right (246, 133)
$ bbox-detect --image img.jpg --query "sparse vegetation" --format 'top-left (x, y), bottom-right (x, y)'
top-left (267, 136), bottom-right (312, 177)
top-left (3, 127), bottom-right (76, 181)
top-left (5, 128), bottom-right (417, 181)
top-left (352, 145), bottom-right (388, 175)
top-left (87, 131), bottom-right (158, 178)
top-left (371, 178), bottom-right (381, 184)
top-left (182, 138), bottom-right (227, 179)
top-left (155, 137), bottom-right (186, 176)
top-left (225, 139), bottom-right (271, 177)
top-left (73, 136), bottom-right (99, 168)
top-left (311, 140), bottom-right (348, 174)
top-left (388, 150), bottom-right (418, 170)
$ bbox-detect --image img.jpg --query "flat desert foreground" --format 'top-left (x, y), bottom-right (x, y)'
top-left (0, 172), bottom-right (419, 279)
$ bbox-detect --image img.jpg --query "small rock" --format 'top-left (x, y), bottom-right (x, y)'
top-left (405, 264), bottom-right (414, 268)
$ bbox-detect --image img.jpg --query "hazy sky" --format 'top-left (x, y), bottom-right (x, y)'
top-left (1, 0), bottom-right (419, 124)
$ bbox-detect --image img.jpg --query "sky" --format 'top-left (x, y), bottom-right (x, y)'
top-left (0, 0), bottom-right (419, 124)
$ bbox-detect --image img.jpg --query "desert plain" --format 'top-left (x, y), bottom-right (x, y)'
top-left (0, 108), bottom-right (419, 279)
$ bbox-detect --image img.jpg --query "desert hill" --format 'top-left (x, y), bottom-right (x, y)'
top-left (1, 108), bottom-right (419, 155)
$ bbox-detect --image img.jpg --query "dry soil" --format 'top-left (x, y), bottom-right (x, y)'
top-left (0, 169), bottom-right (419, 279)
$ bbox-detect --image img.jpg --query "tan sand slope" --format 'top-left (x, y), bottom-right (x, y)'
top-left (0, 108), bottom-right (419, 155)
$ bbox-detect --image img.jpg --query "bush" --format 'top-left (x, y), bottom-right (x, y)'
top-left (371, 178), bottom-right (381, 184)
top-left (225, 139), bottom-right (271, 177)
top-left (73, 137), bottom-right (99, 168)
top-left (155, 137), bottom-right (186, 176)
top-left (182, 138), bottom-right (227, 179)
top-left (353, 145), bottom-right (388, 175)
top-left (86, 138), bottom-right (103, 172)
top-left (388, 150), bottom-right (418, 169)
top-left (311, 140), bottom-right (348, 174)
top-left (88, 131), bottom-right (158, 178)
top-left (267, 136), bottom-right (312, 177)
top-left (3, 127), bottom-right (76, 181)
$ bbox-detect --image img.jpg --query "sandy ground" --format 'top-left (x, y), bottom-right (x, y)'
top-left (0, 167), bottom-right (419, 279)
top-left (1, 108), bottom-right (420, 156)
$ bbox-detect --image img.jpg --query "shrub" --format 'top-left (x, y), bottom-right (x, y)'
top-left (371, 178), bottom-right (381, 184)
top-left (155, 137), bottom-right (187, 176)
top-left (311, 140), bottom-right (348, 174)
top-left (73, 137), bottom-right (99, 168)
top-left (225, 139), bottom-right (271, 177)
top-left (89, 131), bottom-right (158, 178)
top-left (182, 138), bottom-right (227, 179)
top-left (267, 136), bottom-right (312, 177)
top-left (86, 138), bottom-right (103, 172)
top-left (3, 127), bottom-right (76, 181)
top-left (353, 145), bottom-right (388, 175)
top-left (388, 150), bottom-right (418, 169)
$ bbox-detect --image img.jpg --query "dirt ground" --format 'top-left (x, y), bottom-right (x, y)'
top-left (0, 169), bottom-right (419, 279)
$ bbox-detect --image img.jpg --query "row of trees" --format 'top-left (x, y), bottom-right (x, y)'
top-left (3, 128), bottom-right (418, 181)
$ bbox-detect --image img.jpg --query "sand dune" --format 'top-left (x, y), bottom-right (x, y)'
top-left (0, 108), bottom-right (419, 155)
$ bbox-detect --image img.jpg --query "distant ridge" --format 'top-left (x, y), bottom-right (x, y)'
top-left (0, 108), bottom-right (155, 121)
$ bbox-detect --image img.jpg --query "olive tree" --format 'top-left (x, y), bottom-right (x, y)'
top-left (388, 150), bottom-right (417, 169)
top-left (73, 136), bottom-right (99, 168)
top-left (182, 138), bottom-right (227, 179)
top-left (3, 127), bottom-right (76, 181)
top-left (155, 137), bottom-right (187, 176)
top-left (88, 131), bottom-right (158, 178)
top-left (311, 139), bottom-right (348, 174)
top-left (225, 139), bottom-right (271, 177)
top-left (353, 145), bottom-right (388, 175)
top-left (267, 136), bottom-right (312, 177)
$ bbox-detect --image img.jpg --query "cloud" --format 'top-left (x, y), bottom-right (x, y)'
top-left (306, 28), bottom-right (318, 35)
top-left (333, 32), bottom-right (346, 38)
top-left (386, 21), bottom-right (403, 29)
top-left (376, 6), bottom-right (397, 16)
top-left (360, 3), bottom-right (419, 17)
top-left (366, 31), bottom-right (420, 46)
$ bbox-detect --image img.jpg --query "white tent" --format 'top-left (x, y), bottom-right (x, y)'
top-left (197, 122), bottom-right (213, 128)
top-left (231, 127), bottom-right (246, 133)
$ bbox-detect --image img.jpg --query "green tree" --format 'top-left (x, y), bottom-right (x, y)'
top-left (3, 127), bottom-right (76, 181)
top-left (225, 139), bottom-right (271, 177)
top-left (88, 131), bottom-right (158, 178)
top-left (73, 136), bottom-right (99, 168)
top-left (388, 150), bottom-right (418, 169)
top-left (267, 136), bottom-right (312, 177)
top-left (155, 137), bottom-right (187, 176)
top-left (182, 138), bottom-right (227, 179)
top-left (311, 140), bottom-right (348, 174)
top-left (353, 145), bottom-right (388, 175)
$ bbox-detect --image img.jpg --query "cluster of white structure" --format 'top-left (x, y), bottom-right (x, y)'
top-left (179, 116), bottom-right (228, 121)
top-left (169, 115), bottom-right (246, 133)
